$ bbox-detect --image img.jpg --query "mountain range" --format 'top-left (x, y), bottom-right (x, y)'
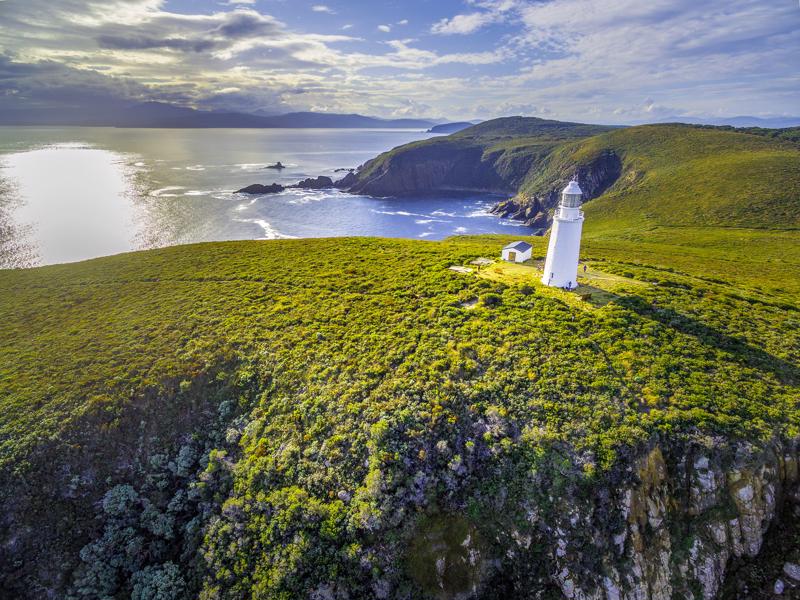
top-left (0, 101), bottom-right (441, 129)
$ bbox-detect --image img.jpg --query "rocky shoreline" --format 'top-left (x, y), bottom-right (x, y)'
top-left (236, 175), bottom-right (334, 195)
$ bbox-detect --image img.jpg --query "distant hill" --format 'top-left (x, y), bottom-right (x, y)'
top-left (427, 122), bottom-right (475, 134)
top-left (336, 117), bottom-right (616, 201)
top-left (0, 101), bottom-right (439, 129)
top-left (338, 117), bottom-right (800, 232)
top-left (658, 115), bottom-right (800, 128)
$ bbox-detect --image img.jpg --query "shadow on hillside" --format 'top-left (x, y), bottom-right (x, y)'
top-left (617, 295), bottom-right (799, 385)
top-left (574, 284), bottom-right (620, 308)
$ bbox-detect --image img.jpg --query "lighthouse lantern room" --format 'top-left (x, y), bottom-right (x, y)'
top-left (541, 177), bottom-right (584, 289)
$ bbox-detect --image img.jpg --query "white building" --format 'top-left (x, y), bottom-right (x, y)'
top-left (541, 178), bottom-right (584, 289)
top-left (502, 241), bottom-right (532, 263)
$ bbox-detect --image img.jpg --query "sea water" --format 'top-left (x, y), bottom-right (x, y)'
top-left (0, 127), bottom-right (534, 267)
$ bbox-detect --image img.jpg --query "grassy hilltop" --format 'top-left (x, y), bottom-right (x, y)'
top-left (1, 229), bottom-right (799, 598)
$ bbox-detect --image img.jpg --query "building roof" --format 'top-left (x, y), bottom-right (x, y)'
top-left (563, 180), bottom-right (583, 195)
top-left (503, 241), bottom-right (532, 252)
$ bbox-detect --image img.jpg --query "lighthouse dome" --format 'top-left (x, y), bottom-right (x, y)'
top-left (563, 180), bottom-right (582, 195)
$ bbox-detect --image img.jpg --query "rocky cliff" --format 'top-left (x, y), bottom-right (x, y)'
top-left (338, 118), bottom-right (800, 234)
top-left (490, 150), bottom-right (622, 231)
top-left (336, 117), bottom-right (614, 205)
top-left (336, 141), bottom-right (517, 197)
top-left (414, 435), bottom-right (800, 600)
top-left (539, 437), bottom-right (799, 600)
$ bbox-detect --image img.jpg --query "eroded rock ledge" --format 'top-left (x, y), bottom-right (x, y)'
top-left (490, 150), bottom-right (622, 231)
top-left (464, 436), bottom-right (799, 600)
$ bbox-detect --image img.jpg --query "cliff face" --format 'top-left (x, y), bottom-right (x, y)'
top-left (416, 436), bottom-right (799, 600)
top-left (537, 438), bottom-right (798, 600)
top-left (490, 150), bottom-right (622, 231)
top-left (337, 142), bottom-right (517, 197)
top-left (338, 138), bottom-right (623, 231)
top-left (336, 117), bottom-right (616, 203)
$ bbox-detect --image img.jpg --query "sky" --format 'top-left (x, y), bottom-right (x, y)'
top-left (0, 0), bottom-right (798, 123)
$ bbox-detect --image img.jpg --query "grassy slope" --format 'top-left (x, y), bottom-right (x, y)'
top-left (1, 234), bottom-right (798, 597)
top-left (530, 124), bottom-right (800, 230)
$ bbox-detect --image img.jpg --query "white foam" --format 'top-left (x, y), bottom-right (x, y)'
top-left (184, 190), bottom-right (213, 196)
top-left (185, 165), bottom-right (206, 171)
top-left (372, 209), bottom-right (427, 217)
top-left (285, 190), bottom-right (331, 205)
top-left (150, 186), bottom-right (187, 197)
top-left (234, 218), bottom-right (296, 240)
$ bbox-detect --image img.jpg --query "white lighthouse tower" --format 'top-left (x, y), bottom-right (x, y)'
top-left (541, 177), bottom-right (584, 289)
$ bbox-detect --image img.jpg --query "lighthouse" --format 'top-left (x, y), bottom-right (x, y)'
top-left (541, 177), bottom-right (584, 289)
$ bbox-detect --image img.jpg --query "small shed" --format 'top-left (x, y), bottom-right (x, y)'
top-left (501, 241), bottom-right (532, 263)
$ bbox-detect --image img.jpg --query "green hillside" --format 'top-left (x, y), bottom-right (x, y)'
top-left (519, 124), bottom-right (800, 230)
top-left (1, 235), bottom-right (798, 599)
top-left (341, 118), bottom-right (800, 236)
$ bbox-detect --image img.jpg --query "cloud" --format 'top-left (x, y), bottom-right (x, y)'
top-left (311, 5), bottom-right (335, 14)
top-left (397, 19), bottom-right (409, 26)
top-left (431, 12), bottom-right (499, 35)
top-left (0, 0), bottom-right (796, 122)
top-left (431, 0), bottom-right (518, 35)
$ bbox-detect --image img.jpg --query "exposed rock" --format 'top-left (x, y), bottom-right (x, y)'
top-left (490, 150), bottom-right (622, 230)
top-left (784, 562), bottom-right (800, 582)
top-left (775, 578), bottom-right (785, 594)
top-left (291, 176), bottom-right (334, 190)
top-left (509, 438), bottom-right (800, 600)
top-left (338, 144), bottom-right (516, 197)
top-left (264, 161), bottom-right (285, 170)
top-left (235, 183), bottom-right (284, 195)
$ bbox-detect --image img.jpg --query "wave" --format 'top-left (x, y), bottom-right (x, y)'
top-left (234, 218), bottom-right (296, 240)
top-left (150, 186), bottom-right (187, 198)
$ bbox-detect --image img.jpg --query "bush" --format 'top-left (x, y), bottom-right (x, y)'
top-left (131, 563), bottom-right (186, 600)
top-left (481, 293), bottom-right (502, 307)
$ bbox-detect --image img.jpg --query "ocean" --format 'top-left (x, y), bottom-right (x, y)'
top-left (0, 127), bottom-right (534, 267)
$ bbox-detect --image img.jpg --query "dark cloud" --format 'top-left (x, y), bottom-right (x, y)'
top-left (213, 12), bottom-right (282, 38)
top-left (96, 35), bottom-right (217, 52)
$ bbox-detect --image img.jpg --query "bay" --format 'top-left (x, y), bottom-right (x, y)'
top-left (0, 127), bottom-right (534, 267)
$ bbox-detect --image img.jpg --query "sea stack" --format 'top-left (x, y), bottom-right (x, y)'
top-left (541, 177), bottom-right (584, 289)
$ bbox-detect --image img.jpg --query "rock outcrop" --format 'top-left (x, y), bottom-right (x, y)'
top-left (490, 150), bottom-right (622, 231)
top-left (235, 183), bottom-right (284, 194)
top-left (511, 437), bottom-right (799, 600)
top-left (236, 176), bottom-right (334, 195)
top-left (293, 176), bottom-right (334, 190)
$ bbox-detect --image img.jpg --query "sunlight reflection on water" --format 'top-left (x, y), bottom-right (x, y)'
top-left (3, 144), bottom-right (139, 265)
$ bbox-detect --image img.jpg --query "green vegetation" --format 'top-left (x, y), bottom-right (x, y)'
top-left (1, 230), bottom-right (798, 598)
top-left (533, 124), bottom-right (800, 230)
top-left (2, 116), bottom-right (800, 599)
